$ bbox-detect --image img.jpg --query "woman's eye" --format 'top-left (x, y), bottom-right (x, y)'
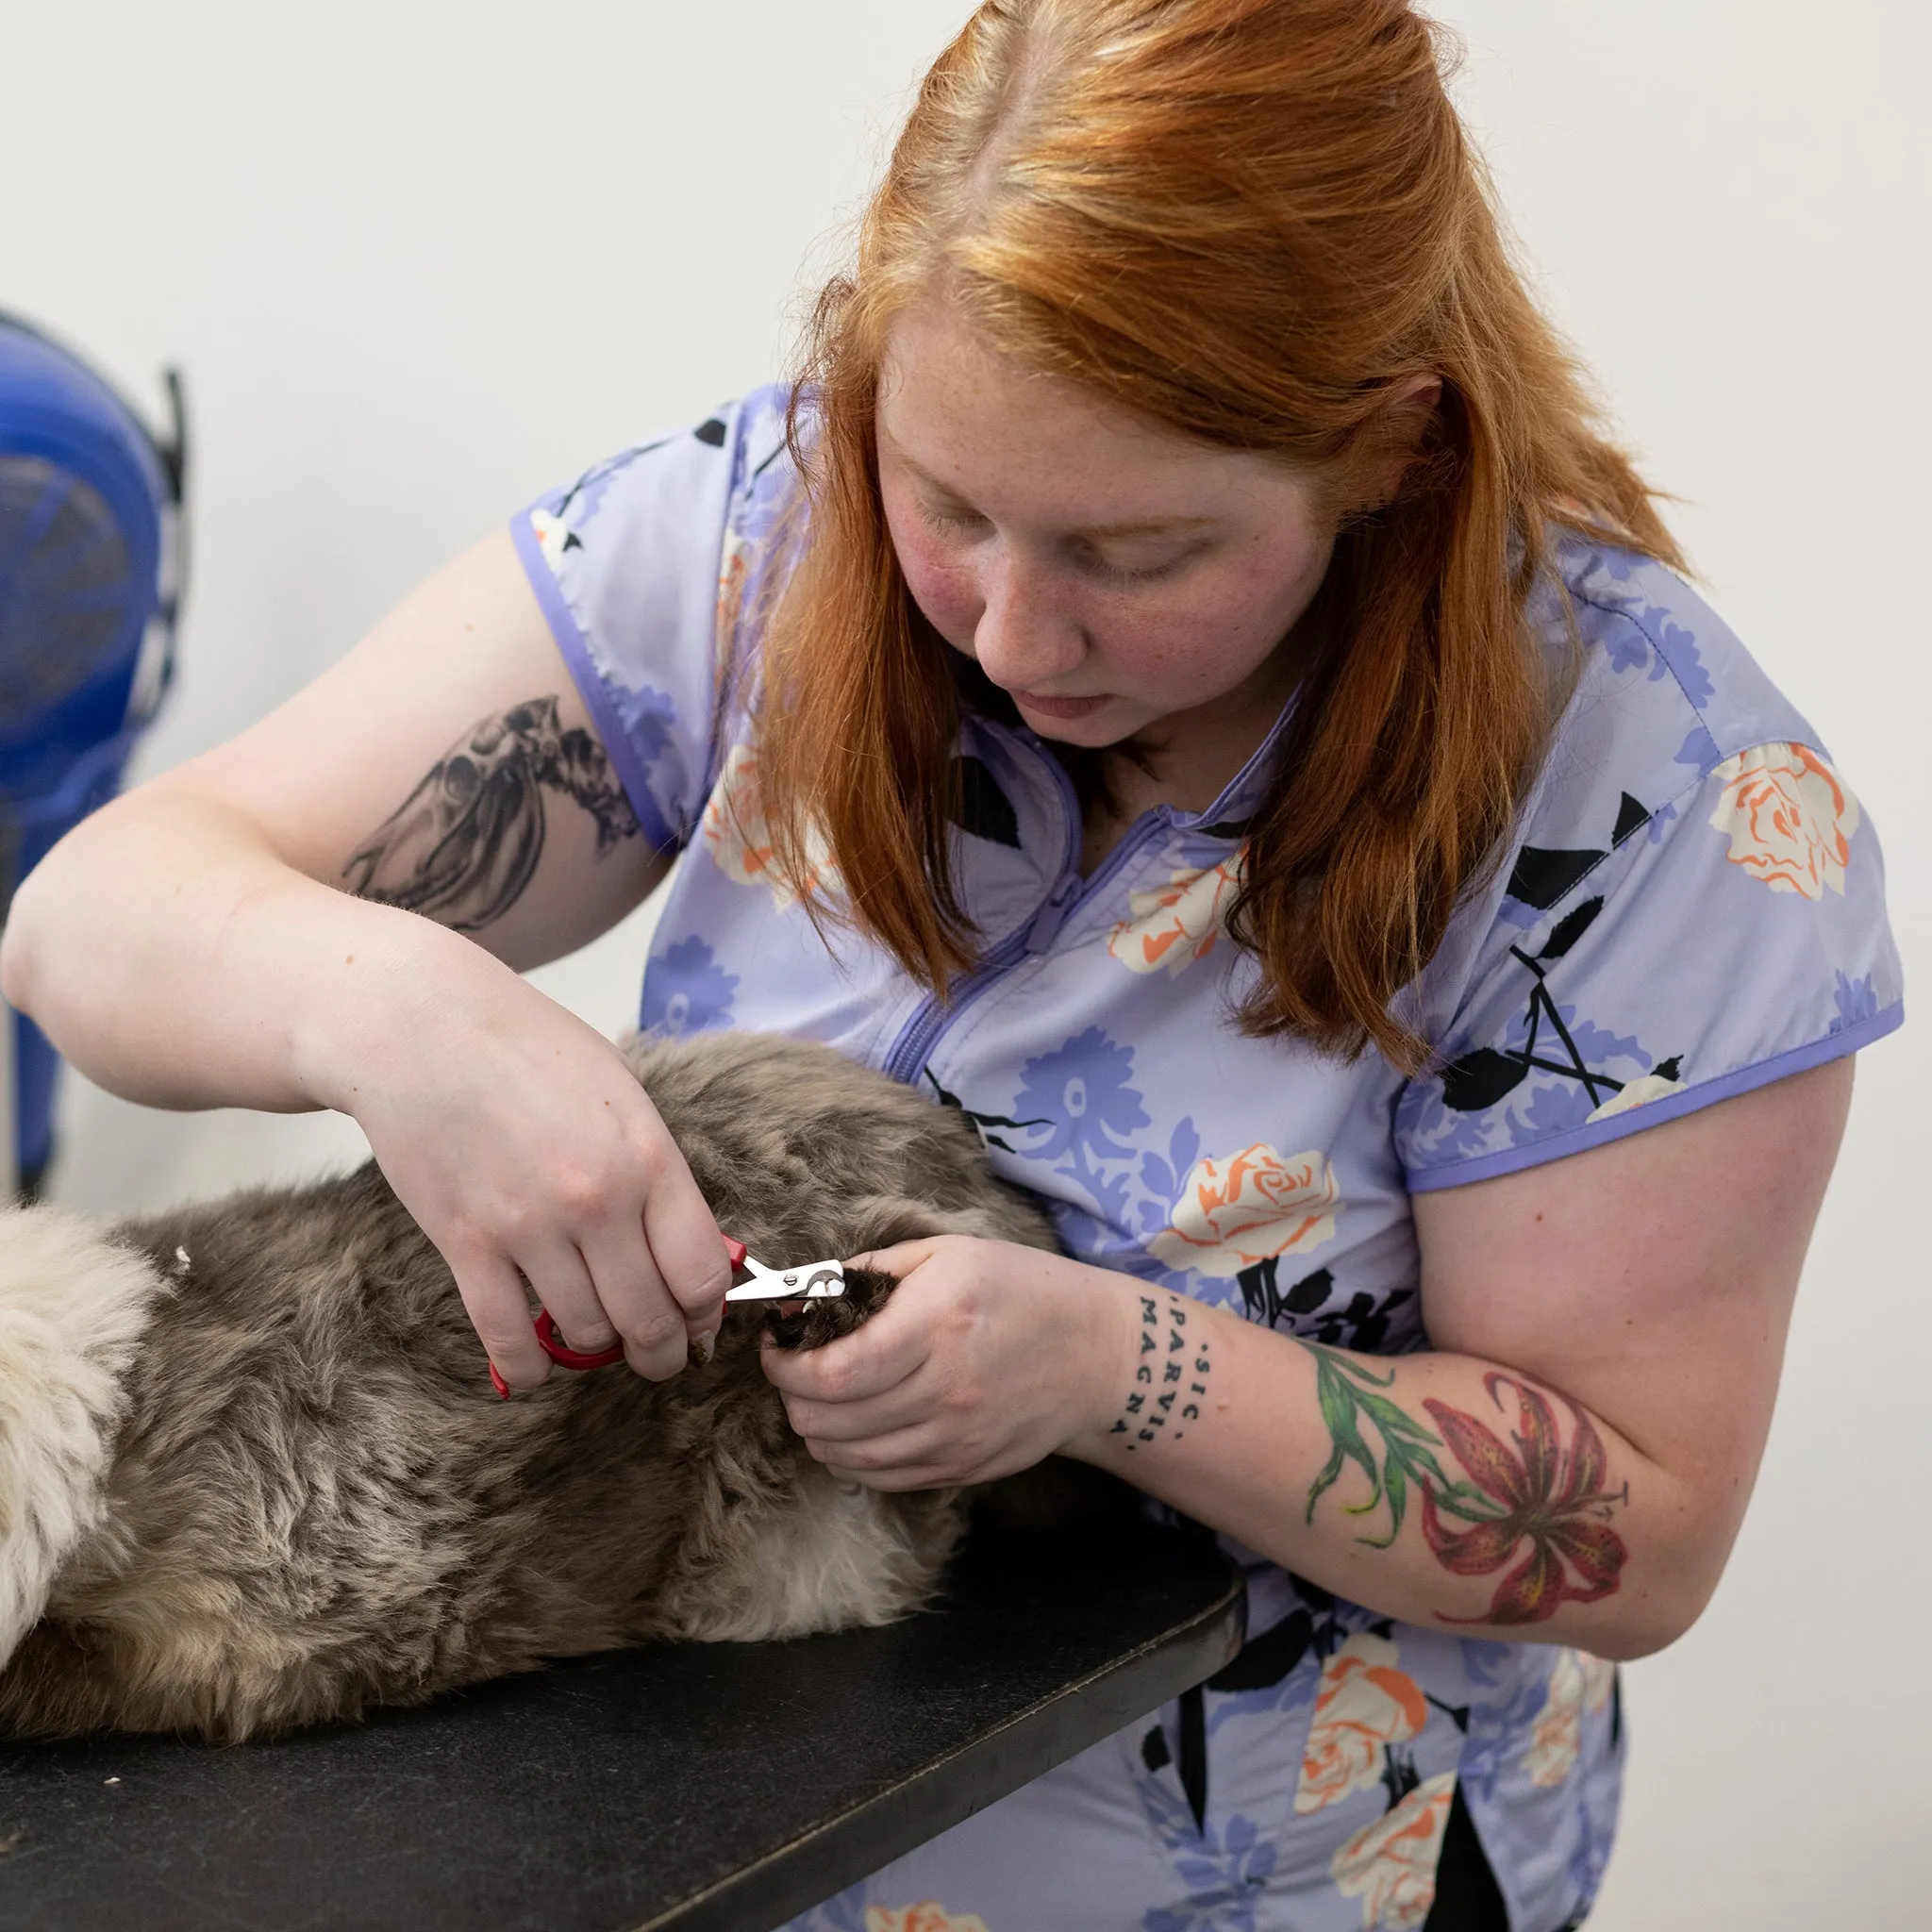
top-left (917, 499), bottom-right (983, 536)
top-left (1083, 545), bottom-right (1193, 586)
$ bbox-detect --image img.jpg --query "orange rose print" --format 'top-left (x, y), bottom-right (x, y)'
top-left (1521, 1648), bottom-right (1617, 1788)
top-left (865, 1907), bottom-right (991, 1932)
top-left (1148, 1143), bottom-right (1341, 1278)
top-left (1330, 1771), bottom-right (1456, 1930)
top-left (1293, 1634), bottom-right (1427, 1815)
top-left (1707, 742), bottom-right (1860, 899)
top-left (1107, 857), bottom-right (1244, 977)
top-left (715, 528), bottom-right (753, 656)
top-left (701, 741), bottom-right (838, 911)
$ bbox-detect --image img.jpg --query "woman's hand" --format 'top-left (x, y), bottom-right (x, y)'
top-left (317, 922), bottom-right (733, 1391)
top-left (0, 530), bottom-right (724, 1395)
top-left (760, 1236), bottom-right (1129, 1489)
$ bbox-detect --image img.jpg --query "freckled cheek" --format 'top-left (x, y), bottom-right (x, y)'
top-left (1100, 588), bottom-right (1283, 703)
top-left (890, 523), bottom-right (982, 652)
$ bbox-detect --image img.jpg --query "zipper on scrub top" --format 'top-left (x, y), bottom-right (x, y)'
top-left (880, 740), bottom-right (1172, 1090)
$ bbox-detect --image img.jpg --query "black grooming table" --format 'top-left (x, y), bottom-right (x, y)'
top-left (0, 1519), bottom-right (1242, 1932)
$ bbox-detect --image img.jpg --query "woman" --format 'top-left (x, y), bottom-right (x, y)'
top-left (1, 1), bottom-right (1900, 1925)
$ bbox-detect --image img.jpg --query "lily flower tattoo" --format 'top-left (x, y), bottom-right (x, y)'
top-left (1296, 1342), bottom-right (1629, 1625)
top-left (1420, 1374), bottom-right (1629, 1625)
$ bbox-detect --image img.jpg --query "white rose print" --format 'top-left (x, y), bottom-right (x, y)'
top-left (701, 741), bottom-right (839, 912)
top-left (1149, 1142), bottom-right (1341, 1278)
top-left (1107, 855), bottom-right (1243, 977)
top-left (1330, 1771), bottom-right (1457, 1930)
top-left (1584, 1070), bottom-right (1688, 1123)
top-left (1707, 742), bottom-right (1860, 899)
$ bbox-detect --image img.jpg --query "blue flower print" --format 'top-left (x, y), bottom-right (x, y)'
top-left (1014, 1026), bottom-right (1150, 1160)
top-left (1009, 1027), bottom-right (1151, 1227)
top-left (1394, 1067), bottom-right (1499, 1166)
top-left (641, 936), bottom-right (739, 1039)
top-left (1675, 724), bottom-right (1720, 773)
top-left (1135, 1773), bottom-right (1279, 1932)
top-left (612, 682), bottom-right (682, 827)
top-left (1833, 971), bottom-right (1880, 1033)
top-left (1646, 611), bottom-right (1714, 708)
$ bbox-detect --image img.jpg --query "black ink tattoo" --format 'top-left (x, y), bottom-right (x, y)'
top-left (1108, 1292), bottom-right (1212, 1451)
top-left (343, 696), bottom-right (641, 931)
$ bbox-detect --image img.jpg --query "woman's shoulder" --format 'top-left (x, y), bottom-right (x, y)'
top-left (524, 382), bottom-right (797, 564)
top-left (1516, 534), bottom-right (1841, 872)
top-left (1395, 538), bottom-right (1897, 1191)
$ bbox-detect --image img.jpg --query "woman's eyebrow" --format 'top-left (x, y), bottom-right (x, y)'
top-left (886, 446), bottom-right (1220, 539)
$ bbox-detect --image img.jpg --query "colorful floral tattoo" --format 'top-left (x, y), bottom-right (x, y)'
top-left (1295, 1343), bottom-right (1629, 1625)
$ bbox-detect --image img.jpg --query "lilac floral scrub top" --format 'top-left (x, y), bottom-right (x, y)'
top-left (512, 387), bottom-right (1901, 1932)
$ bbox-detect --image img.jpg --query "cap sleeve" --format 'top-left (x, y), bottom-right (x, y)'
top-left (1397, 740), bottom-right (1904, 1191)
top-left (508, 386), bottom-right (794, 855)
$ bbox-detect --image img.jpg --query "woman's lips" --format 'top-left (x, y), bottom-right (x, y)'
top-left (1013, 690), bottom-right (1110, 721)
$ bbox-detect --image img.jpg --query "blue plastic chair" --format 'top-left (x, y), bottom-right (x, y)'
top-left (0, 312), bottom-right (187, 1192)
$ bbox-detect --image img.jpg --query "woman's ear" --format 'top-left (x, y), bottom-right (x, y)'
top-left (1336, 374), bottom-right (1446, 519)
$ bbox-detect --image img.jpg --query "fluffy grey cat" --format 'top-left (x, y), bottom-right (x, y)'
top-left (0, 1030), bottom-right (1060, 1742)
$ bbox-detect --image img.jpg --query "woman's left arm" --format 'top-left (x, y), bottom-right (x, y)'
top-left (766, 1058), bottom-right (1852, 1661)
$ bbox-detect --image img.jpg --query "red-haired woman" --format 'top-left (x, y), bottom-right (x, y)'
top-left (4, 2), bottom-right (1900, 1924)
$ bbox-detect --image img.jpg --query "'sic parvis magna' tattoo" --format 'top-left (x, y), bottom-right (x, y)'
top-left (344, 697), bottom-right (641, 931)
top-left (1294, 1339), bottom-right (1629, 1627)
top-left (1109, 1292), bottom-right (1212, 1452)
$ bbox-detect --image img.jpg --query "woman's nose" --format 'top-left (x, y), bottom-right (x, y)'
top-left (971, 552), bottom-right (1085, 692)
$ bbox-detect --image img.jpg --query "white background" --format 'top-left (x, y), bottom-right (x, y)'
top-left (3, 3), bottom-right (1924, 1923)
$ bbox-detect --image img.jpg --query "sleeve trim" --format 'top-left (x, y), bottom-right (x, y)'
top-left (508, 508), bottom-right (680, 858)
top-left (1404, 1004), bottom-right (1903, 1194)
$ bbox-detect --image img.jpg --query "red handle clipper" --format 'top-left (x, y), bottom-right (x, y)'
top-left (490, 1232), bottom-right (752, 1399)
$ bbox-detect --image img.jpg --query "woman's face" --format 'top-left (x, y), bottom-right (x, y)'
top-left (877, 301), bottom-right (1339, 751)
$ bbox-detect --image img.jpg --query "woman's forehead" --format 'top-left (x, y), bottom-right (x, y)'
top-left (878, 303), bottom-right (1304, 525)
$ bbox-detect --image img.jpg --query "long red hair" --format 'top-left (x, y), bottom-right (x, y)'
top-left (754, 0), bottom-right (1683, 1066)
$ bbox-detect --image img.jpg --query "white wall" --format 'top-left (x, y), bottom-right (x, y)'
top-left (3, 4), bottom-right (1924, 1923)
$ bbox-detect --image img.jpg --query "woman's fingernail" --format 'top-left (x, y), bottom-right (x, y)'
top-left (693, 1330), bottom-right (718, 1365)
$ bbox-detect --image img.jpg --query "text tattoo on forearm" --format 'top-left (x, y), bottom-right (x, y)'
top-left (1110, 1293), bottom-right (1212, 1451)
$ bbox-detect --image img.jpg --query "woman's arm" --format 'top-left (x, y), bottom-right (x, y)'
top-left (764, 1058), bottom-right (1851, 1659)
top-left (0, 531), bottom-right (731, 1388)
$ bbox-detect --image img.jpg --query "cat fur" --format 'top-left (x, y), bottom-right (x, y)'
top-left (0, 1030), bottom-right (1059, 1742)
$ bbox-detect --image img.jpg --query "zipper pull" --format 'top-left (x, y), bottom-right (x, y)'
top-left (1025, 871), bottom-right (1082, 954)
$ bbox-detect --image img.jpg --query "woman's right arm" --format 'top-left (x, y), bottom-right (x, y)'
top-left (0, 529), bottom-right (733, 1389)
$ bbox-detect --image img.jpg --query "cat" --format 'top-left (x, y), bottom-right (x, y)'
top-left (0, 1029), bottom-right (1062, 1743)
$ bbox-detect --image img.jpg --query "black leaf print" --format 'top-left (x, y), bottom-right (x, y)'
top-left (1654, 1055), bottom-right (1682, 1081)
top-left (692, 418), bottom-right (728, 447)
top-left (922, 1069), bottom-right (1046, 1149)
top-left (1382, 1745), bottom-right (1423, 1808)
top-left (1440, 1047), bottom-right (1533, 1111)
top-left (1196, 816), bottom-right (1254, 841)
top-left (1538, 895), bottom-right (1605, 961)
top-left (1311, 1289), bottom-right (1414, 1352)
top-left (1507, 845), bottom-right (1607, 909)
top-left (1141, 1724), bottom-right (1172, 1773)
top-left (949, 755), bottom-right (1023, 848)
top-left (1208, 1608), bottom-right (1314, 1692)
top-left (1439, 945), bottom-right (1635, 1115)
top-left (1236, 1257), bottom-right (1332, 1327)
top-left (1283, 1267), bottom-right (1334, 1316)
top-left (1290, 1574), bottom-right (1338, 1617)
top-left (1613, 791), bottom-right (1651, 845)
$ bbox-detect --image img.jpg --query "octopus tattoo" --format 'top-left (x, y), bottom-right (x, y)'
top-left (344, 696), bottom-right (641, 930)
